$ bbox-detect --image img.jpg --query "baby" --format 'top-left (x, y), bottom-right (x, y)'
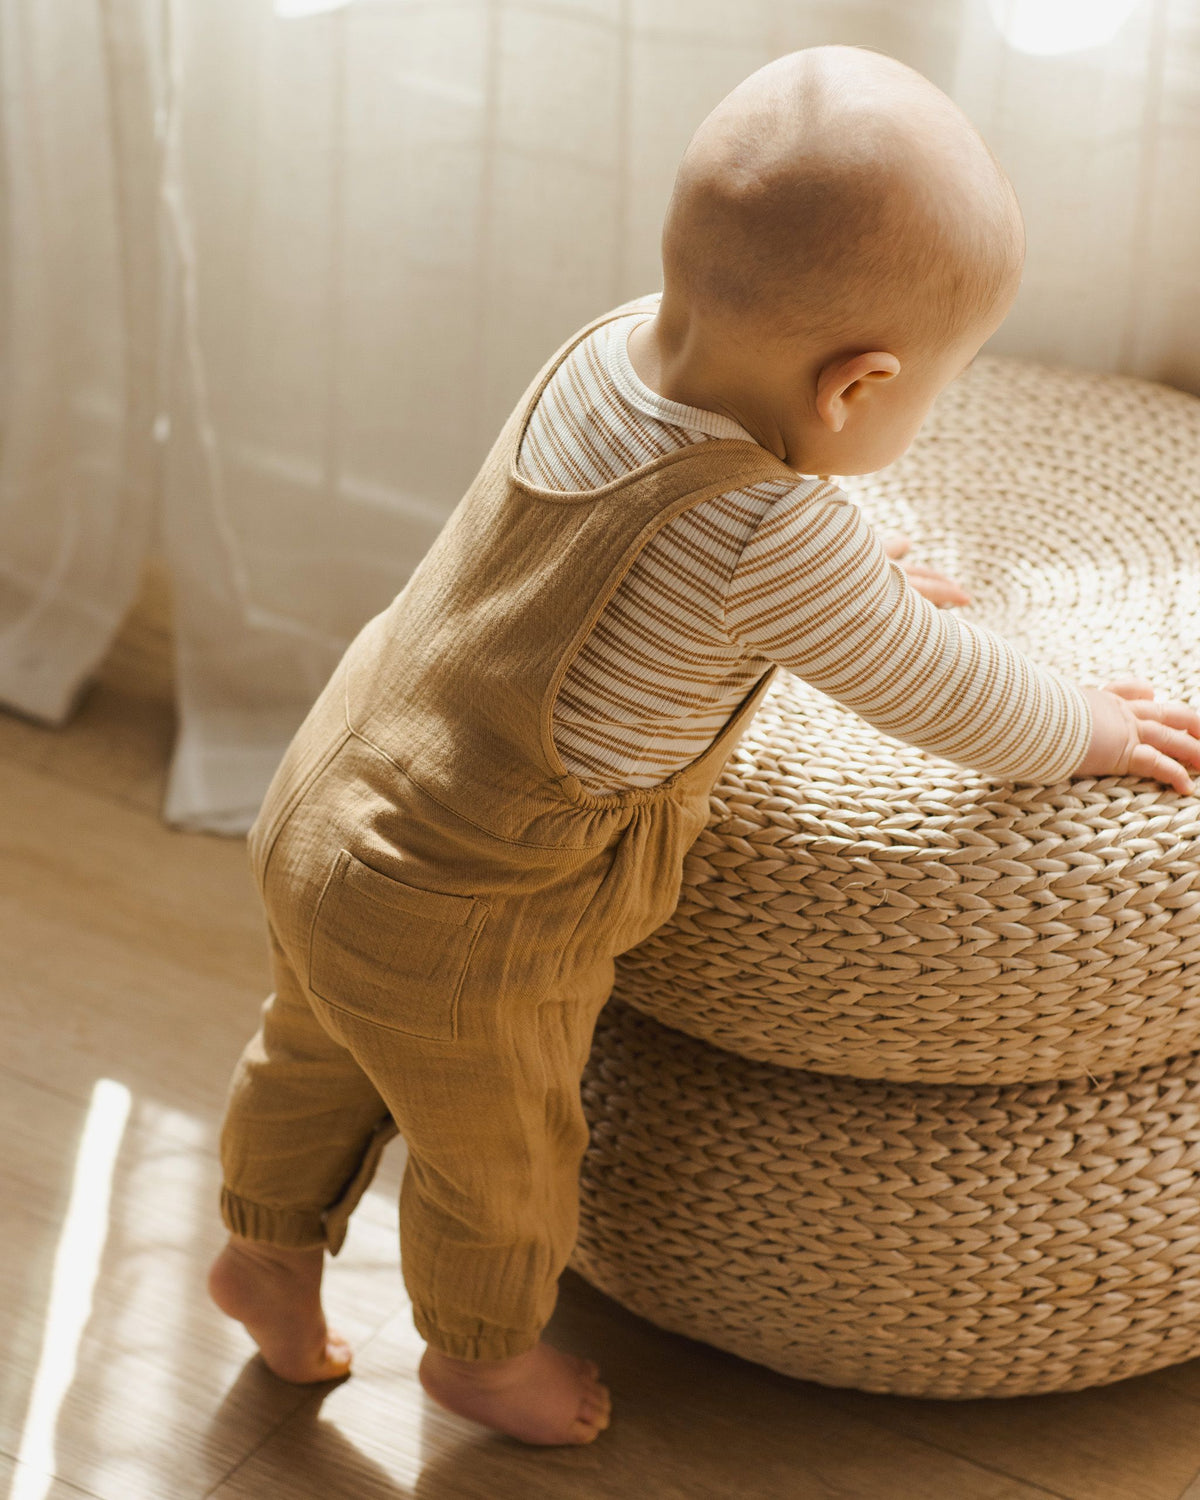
top-left (208, 46), bottom-right (1200, 1447)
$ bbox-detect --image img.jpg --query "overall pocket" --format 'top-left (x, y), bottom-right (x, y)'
top-left (307, 848), bottom-right (489, 1042)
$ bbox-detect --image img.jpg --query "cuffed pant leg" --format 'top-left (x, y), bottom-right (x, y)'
top-left (219, 925), bottom-right (395, 1254)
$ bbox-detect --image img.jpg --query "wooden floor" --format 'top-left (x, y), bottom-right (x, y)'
top-left (8, 568), bottom-right (1200, 1500)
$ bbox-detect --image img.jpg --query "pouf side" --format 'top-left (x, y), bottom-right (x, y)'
top-left (574, 1001), bottom-right (1200, 1399)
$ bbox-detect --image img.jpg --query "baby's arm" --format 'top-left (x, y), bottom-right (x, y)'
top-left (882, 532), bottom-right (1200, 793)
top-left (724, 482), bottom-right (1200, 791)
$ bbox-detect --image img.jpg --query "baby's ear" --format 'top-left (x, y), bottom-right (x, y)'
top-left (816, 351), bottom-right (900, 431)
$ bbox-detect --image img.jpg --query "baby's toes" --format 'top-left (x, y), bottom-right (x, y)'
top-left (579, 1388), bottom-right (611, 1428)
top-left (567, 1415), bottom-right (603, 1445)
top-left (585, 1402), bottom-right (611, 1431)
top-left (588, 1382), bottom-right (611, 1413)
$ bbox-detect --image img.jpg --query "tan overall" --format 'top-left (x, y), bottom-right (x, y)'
top-left (218, 308), bottom-right (794, 1360)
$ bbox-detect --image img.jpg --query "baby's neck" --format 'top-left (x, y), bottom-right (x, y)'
top-left (626, 311), bottom-right (792, 465)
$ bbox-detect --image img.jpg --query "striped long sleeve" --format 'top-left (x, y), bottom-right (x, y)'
top-left (724, 483), bottom-right (1091, 781)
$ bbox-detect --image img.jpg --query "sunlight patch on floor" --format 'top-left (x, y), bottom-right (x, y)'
top-left (9, 1080), bottom-right (131, 1500)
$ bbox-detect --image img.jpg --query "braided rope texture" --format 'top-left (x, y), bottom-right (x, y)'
top-left (614, 357), bottom-right (1200, 1085)
top-left (575, 1002), bottom-right (1200, 1398)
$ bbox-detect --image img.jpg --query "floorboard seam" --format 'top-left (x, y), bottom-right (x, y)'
top-left (841, 1421), bottom-right (1074, 1500)
top-left (0, 1064), bottom-right (107, 1113)
top-left (0, 1448), bottom-right (110, 1500)
top-left (198, 1387), bottom-right (324, 1500)
top-left (196, 1313), bottom-right (420, 1498)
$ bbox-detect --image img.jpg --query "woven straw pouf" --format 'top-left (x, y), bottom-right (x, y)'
top-left (572, 357), bottom-right (1200, 1397)
top-left (574, 1001), bottom-right (1200, 1399)
top-left (614, 357), bottom-right (1200, 1086)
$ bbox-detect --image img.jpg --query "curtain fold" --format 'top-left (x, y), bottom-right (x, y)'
top-left (0, 0), bottom-right (161, 725)
top-left (2, 0), bottom-right (1198, 830)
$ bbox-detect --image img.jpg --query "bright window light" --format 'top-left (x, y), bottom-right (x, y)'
top-left (988, 0), bottom-right (1141, 55)
top-left (10, 1080), bottom-right (131, 1500)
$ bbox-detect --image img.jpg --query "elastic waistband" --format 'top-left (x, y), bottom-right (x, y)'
top-left (347, 723), bottom-right (707, 856)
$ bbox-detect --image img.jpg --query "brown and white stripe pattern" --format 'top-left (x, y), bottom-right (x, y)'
top-left (522, 297), bottom-right (1090, 793)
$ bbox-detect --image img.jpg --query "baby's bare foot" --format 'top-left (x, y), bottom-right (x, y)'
top-left (418, 1339), bottom-right (611, 1445)
top-left (208, 1237), bottom-right (352, 1383)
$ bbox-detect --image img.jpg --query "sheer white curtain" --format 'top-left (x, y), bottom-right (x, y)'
top-left (2, 0), bottom-right (1198, 831)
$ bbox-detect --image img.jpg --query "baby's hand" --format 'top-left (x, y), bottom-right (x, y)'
top-left (1073, 680), bottom-right (1200, 795)
top-left (884, 532), bottom-right (971, 608)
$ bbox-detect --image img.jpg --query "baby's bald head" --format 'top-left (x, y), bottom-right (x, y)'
top-left (661, 47), bottom-right (1023, 359)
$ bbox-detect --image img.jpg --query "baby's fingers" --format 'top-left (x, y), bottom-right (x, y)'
top-left (904, 566), bottom-right (972, 608)
top-left (1128, 737), bottom-right (1196, 795)
top-left (1103, 678), bottom-right (1157, 702)
top-left (1129, 696), bottom-right (1200, 739)
top-left (1137, 713), bottom-right (1200, 767)
top-left (883, 532), bottom-right (911, 561)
